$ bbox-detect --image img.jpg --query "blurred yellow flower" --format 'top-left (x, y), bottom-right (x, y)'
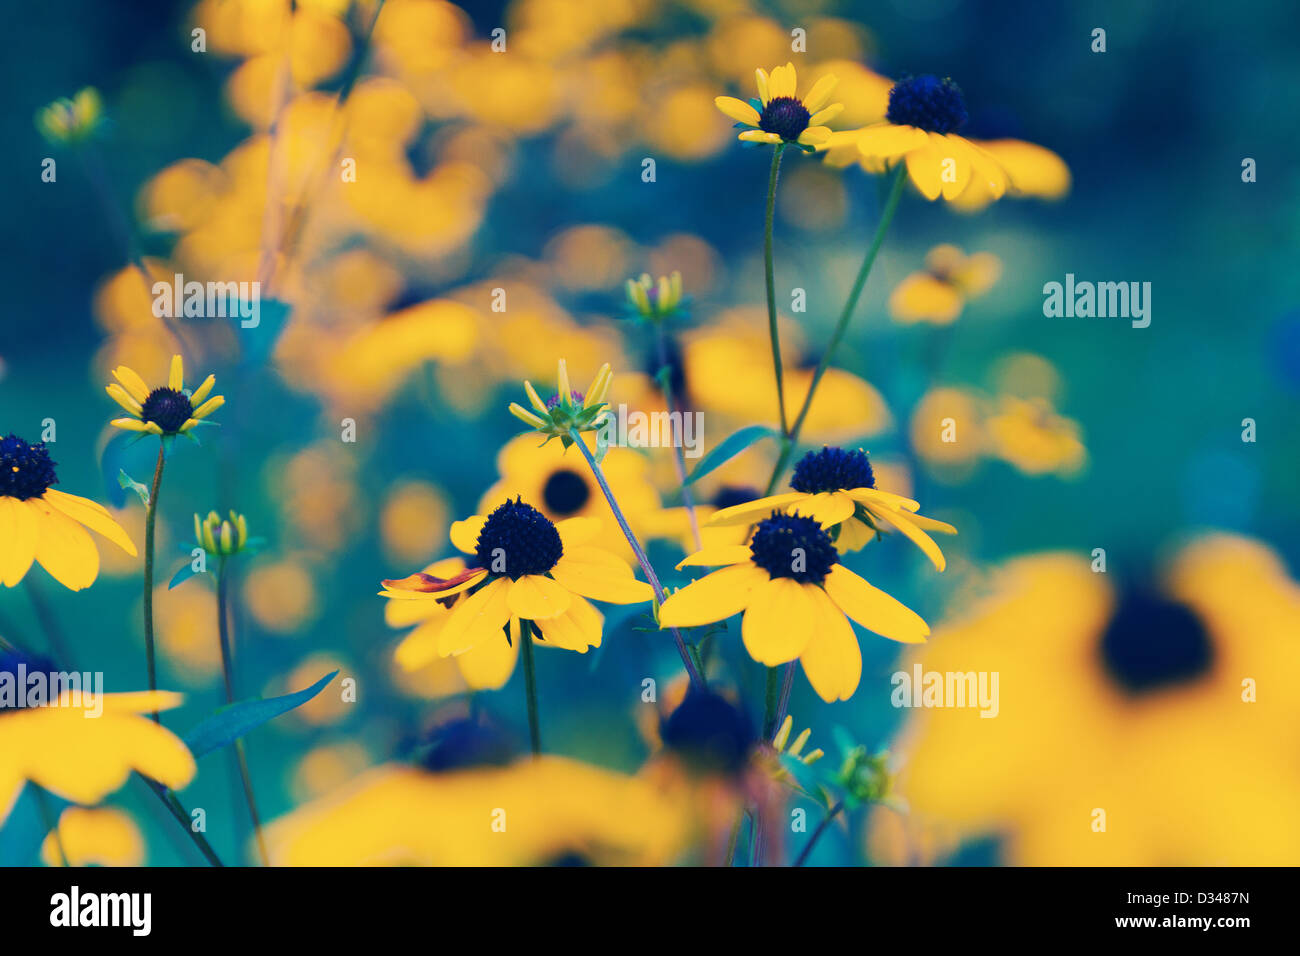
top-left (36, 87), bottom-right (103, 146)
top-left (984, 395), bottom-right (1086, 477)
top-left (889, 245), bottom-right (1001, 326)
top-left (379, 480), bottom-right (450, 566)
top-left (41, 807), bottom-right (145, 867)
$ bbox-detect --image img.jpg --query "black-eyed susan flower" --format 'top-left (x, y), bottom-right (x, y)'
top-left (41, 806), bottom-right (145, 867)
top-left (660, 512), bottom-right (930, 702)
top-left (626, 271), bottom-right (686, 323)
top-left (380, 500), bottom-right (653, 657)
top-left (889, 244), bottom-right (1002, 326)
top-left (0, 649), bottom-right (195, 822)
top-left (507, 359), bottom-right (611, 449)
top-left (36, 88), bottom-right (103, 146)
top-left (844, 75), bottom-right (1008, 202)
top-left (705, 447), bottom-right (956, 570)
top-left (715, 63), bottom-right (842, 150)
top-left (874, 534), bottom-right (1300, 865)
top-left (194, 509), bottom-right (250, 558)
top-left (106, 354), bottom-right (223, 438)
top-left (0, 434), bottom-right (137, 591)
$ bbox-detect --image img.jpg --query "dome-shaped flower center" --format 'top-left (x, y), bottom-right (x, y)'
top-left (749, 512), bottom-right (838, 584)
top-left (759, 96), bottom-right (811, 142)
top-left (1099, 591), bottom-right (1214, 694)
top-left (140, 387), bottom-right (194, 433)
top-left (0, 434), bottom-right (58, 501)
top-left (542, 469), bottom-right (590, 516)
top-left (418, 719), bottom-right (518, 772)
top-left (474, 498), bottom-right (563, 579)
top-left (790, 447), bottom-right (874, 494)
top-left (0, 649), bottom-right (58, 713)
top-left (660, 688), bottom-right (756, 775)
top-left (711, 485), bottom-right (761, 510)
top-left (886, 75), bottom-right (968, 134)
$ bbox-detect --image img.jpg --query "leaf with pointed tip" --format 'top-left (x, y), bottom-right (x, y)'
top-left (184, 671), bottom-right (339, 759)
top-left (117, 469), bottom-right (150, 507)
top-left (684, 425), bottom-right (779, 486)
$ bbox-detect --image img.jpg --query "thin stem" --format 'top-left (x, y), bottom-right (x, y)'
top-left (142, 445), bottom-right (165, 724)
top-left (519, 620), bottom-right (541, 755)
top-left (764, 143), bottom-right (789, 435)
top-left (654, 325), bottom-right (702, 552)
top-left (723, 809), bottom-right (745, 866)
top-left (764, 164), bottom-right (908, 493)
top-left (761, 664), bottom-right (782, 738)
top-left (570, 431), bottom-right (704, 689)
top-left (793, 799), bottom-right (845, 867)
top-left (772, 660), bottom-right (796, 739)
top-left (137, 776), bottom-right (225, 867)
top-left (35, 787), bottom-right (67, 866)
top-left (217, 561), bottom-right (270, 866)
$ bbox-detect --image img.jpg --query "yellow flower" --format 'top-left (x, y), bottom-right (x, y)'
top-left (0, 661), bottom-right (195, 823)
top-left (772, 714), bottom-right (824, 766)
top-left (380, 500), bottom-right (653, 665)
top-left (985, 395), bottom-right (1086, 477)
top-left (0, 433), bottom-right (137, 591)
top-left (660, 512), bottom-right (930, 703)
top-left (106, 354), bottom-right (224, 436)
top-left (889, 245), bottom-right (1002, 326)
top-left (947, 138), bottom-right (1072, 211)
top-left (877, 534), bottom-right (1300, 865)
top-left (707, 447), bottom-right (956, 570)
top-left (507, 359), bottom-right (611, 447)
top-left (41, 807), bottom-right (145, 867)
top-left (36, 87), bottom-right (103, 146)
top-left (715, 63), bottom-right (842, 150)
top-left (263, 723), bottom-right (685, 865)
top-left (625, 270), bottom-right (684, 322)
top-left (194, 509), bottom-right (249, 557)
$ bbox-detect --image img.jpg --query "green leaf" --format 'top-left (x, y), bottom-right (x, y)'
top-left (684, 425), bottom-right (779, 486)
top-left (117, 469), bottom-right (150, 507)
top-left (184, 670), bottom-right (339, 759)
top-left (167, 559), bottom-right (206, 590)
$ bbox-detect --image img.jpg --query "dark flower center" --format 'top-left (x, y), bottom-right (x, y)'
top-left (474, 498), bottom-right (563, 579)
top-left (886, 75), bottom-right (968, 134)
top-left (0, 649), bottom-right (58, 713)
top-left (140, 387), bottom-right (193, 433)
top-left (711, 485), bottom-right (761, 511)
top-left (417, 718), bottom-right (518, 772)
top-left (660, 688), bottom-right (756, 775)
top-left (749, 512), bottom-right (838, 584)
top-left (790, 446), bottom-right (874, 494)
top-left (1099, 591), bottom-right (1214, 694)
top-left (759, 96), bottom-right (811, 141)
top-left (542, 469), bottom-right (590, 516)
top-left (0, 434), bottom-right (58, 500)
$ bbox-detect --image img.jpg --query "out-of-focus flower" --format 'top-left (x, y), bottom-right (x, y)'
top-left (772, 715), bottom-right (824, 767)
top-left (153, 582), bottom-right (221, 682)
top-left (910, 386), bottom-right (985, 470)
top-left (263, 719), bottom-right (684, 865)
top-left (290, 742), bottom-right (372, 803)
top-left (877, 534), bottom-right (1300, 864)
top-left (507, 359), bottom-right (611, 448)
top-left (106, 355), bottom-right (223, 437)
top-left (889, 245), bottom-right (1002, 325)
top-left (41, 807), bottom-right (145, 867)
top-left (948, 139), bottom-right (1071, 211)
top-left (0, 434), bottom-right (137, 591)
top-left (281, 654), bottom-right (351, 726)
top-left (660, 514), bottom-right (929, 702)
top-left (715, 63), bottom-right (841, 150)
top-left (626, 271), bottom-right (685, 323)
top-left (36, 88), bottom-right (103, 146)
top-left (242, 558), bottom-right (318, 635)
top-left (0, 650), bottom-right (194, 822)
top-left (379, 480), bottom-right (450, 566)
top-left (707, 448), bottom-right (956, 568)
top-left (381, 502), bottom-right (653, 662)
top-left (984, 396), bottom-right (1086, 476)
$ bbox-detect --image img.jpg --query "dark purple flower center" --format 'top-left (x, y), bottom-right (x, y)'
top-left (0, 434), bottom-right (57, 500)
top-left (140, 387), bottom-right (193, 433)
top-left (759, 96), bottom-right (811, 141)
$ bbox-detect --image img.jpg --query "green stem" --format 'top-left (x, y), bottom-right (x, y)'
top-left (793, 799), bottom-right (845, 867)
top-left (764, 163), bottom-right (908, 494)
top-left (217, 561), bottom-right (270, 865)
top-left (761, 665), bottom-right (782, 738)
top-left (570, 431), bottom-right (704, 688)
top-left (142, 445), bottom-right (165, 724)
top-left (655, 325), bottom-right (702, 552)
top-left (519, 619), bottom-right (541, 755)
top-left (137, 776), bottom-right (225, 867)
top-left (764, 143), bottom-right (789, 435)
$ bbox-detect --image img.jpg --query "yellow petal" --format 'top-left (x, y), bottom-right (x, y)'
top-left (505, 574), bottom-right (572, 620)
top-left (110, 418), bottom-right (153, 433)
top-left (856, 123), bottom-right (929, 160)
top-left (675, 544), bottom-right (753, 568)
top-left (533, 594), bottom-right (603, 652)
top-left (715, 95), bottom-right (761, 127)
top-left (112, 366), bottom-right (151, 404)
top-left (741, 577), bottom-right (815, 665)
top-left (450, 515), bottom-right (487, 555)
top-left (556, 516), bottom-right (600, 549)
top-left (189, 374), bottom-right (216, 406)
top-left (738, 130), bottom-right (781, 144)
top-left (30, 499), bottom-right (100, 591)
top-left (43, 489), bottom-right (137, 556)
top-left (168, 354), bottom-right (184, 390)
top-left (868, 506), bottom-right (948, 571)
top-left (549, 549), bottom-right (653, 604)
top-left (0, 497), bottom-right (39, 586)
top-left (797, 126), bottom-right (832, 146)
top-left (105, 383), bottom-right (142, 416)
top-left (791, 491), bottom-right (856, 528)
top-left (707, 492), bottom-right (806, 527)
top-left (394, 616), bottom-right (448, 671)
top-left (455, 619), bottom-right (521, 688)
top-left (192, 395), bottom-right (224, 420)
top-left (822, 565), bottom-right (929, 643)
top-left (658, 562), bottom-right (766, 627)
top-left (807, 104), bottom-right (843, 127)
top-left (803, 74), bottom-right (838, 112)
top-left (754, 67), bottom-right (769, 105)
top-left (904, 137), bottom-right (946, 201)
top-left (799, 584), bottom-right (862, 701)
top-left (438, 578), bottom-right (511, 657)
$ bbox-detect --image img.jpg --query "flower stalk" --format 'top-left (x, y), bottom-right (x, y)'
top-left (764, 143), bottom-right (789, 435)
top-left (142, 445), bottom-right (165, 724)
top-left (520, 620), bottom-right (542, 755)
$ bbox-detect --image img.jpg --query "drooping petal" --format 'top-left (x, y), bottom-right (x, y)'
top-left (658, 562), bottom-right (766, 627)
top-left (533, 594), bottom-right (603, 652)
top-left (856, 123), bottom-right (930, 160)
top-left (799, 585), bottom-right (862, 701)
top-left (847, 487), bottom-right (920, 512)
top-left (455, 620), bottom-right (520, 688)
top-left (43, 490), bottom-right (137, 556)
top-left (904, 137), bottom-right (947, 200)
top-left (868, 506), bottom-right (948, 571)
top-left (30, 499), bottom-right (100, 591)
top-left (740, 578), bottom-right (815, 665)
top-left (0, 497), bottom-right (38, 586)
top-left (394, 616), bottom-right (448, 671)
top-left (832, 516), bottom-right (876, 553)
top-left (791, 491), bottom-right (856, 528)
top-left (822, 565), bottom-right (929, 643)
top-left (437, 578), bottom-right (511, 656)
top-left (505, 574), bottom-right (572, 620)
